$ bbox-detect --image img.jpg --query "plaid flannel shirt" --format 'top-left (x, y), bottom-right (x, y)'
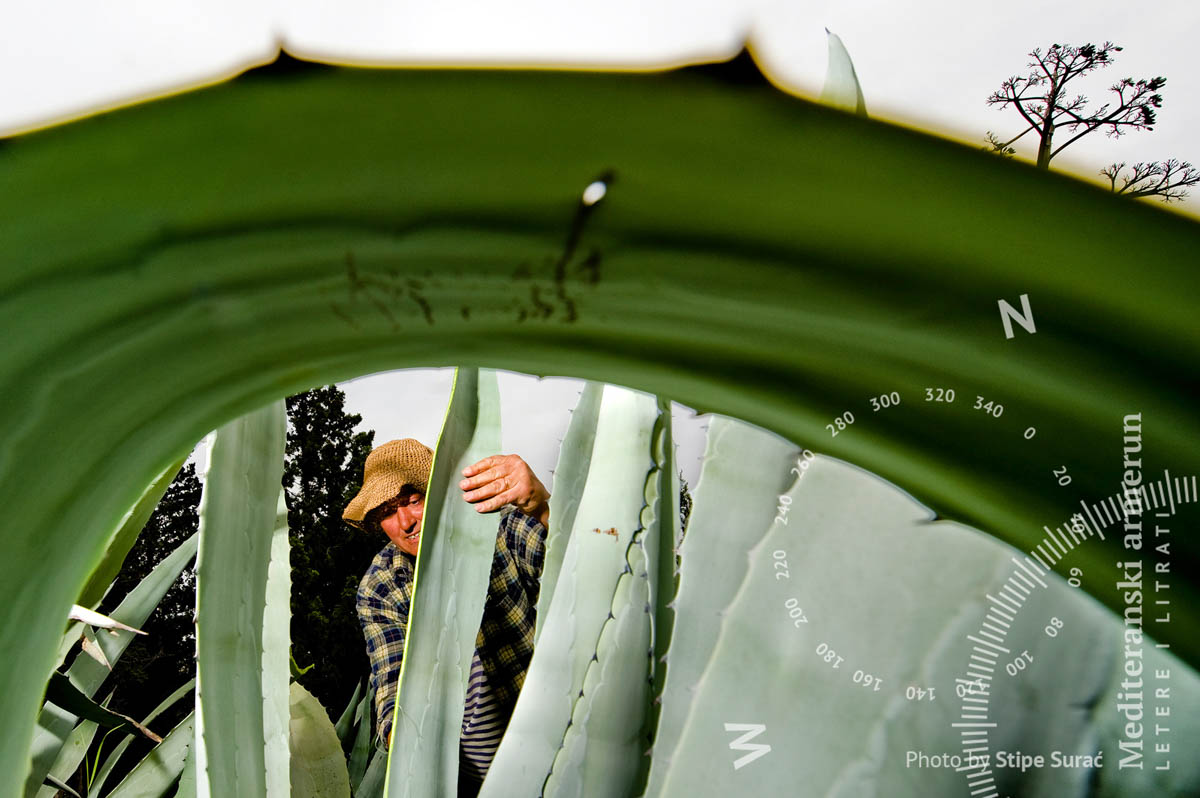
top-left (357, 505), bottom-right (547, 745)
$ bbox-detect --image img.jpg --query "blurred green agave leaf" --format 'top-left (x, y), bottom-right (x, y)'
top-left (1, 50), bottom-right (1199, 798)
top-left (74, 456), bottom-right (188, 613)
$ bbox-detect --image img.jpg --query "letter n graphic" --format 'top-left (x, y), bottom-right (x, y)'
top-left (723, 723), bottom-right (771, 770)
top-left (998, 293), bottom-right (1036, 339)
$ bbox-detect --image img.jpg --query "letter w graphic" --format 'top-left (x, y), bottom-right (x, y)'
top-left (723, 723), bottom-right (771, 770)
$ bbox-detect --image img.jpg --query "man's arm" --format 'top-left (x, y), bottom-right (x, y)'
top-left (459, 454), bottom-right (550, 528)
top-left (502, 507), bottom-right (548, 598)
top-left (356, 573), bottom-right (410, 747)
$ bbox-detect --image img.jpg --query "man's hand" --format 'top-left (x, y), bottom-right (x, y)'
top-left (460, 454), bottom-right (551, 528)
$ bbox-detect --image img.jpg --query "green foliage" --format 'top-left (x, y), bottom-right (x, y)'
top-left (284, 386), bottom-right (377, 718)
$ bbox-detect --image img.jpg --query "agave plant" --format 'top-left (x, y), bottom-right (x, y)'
top-left (4, 38), bottom-right (1199, 798)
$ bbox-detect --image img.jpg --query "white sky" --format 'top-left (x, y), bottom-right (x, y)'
top-left (7, 0), bottom-right (1197, 487)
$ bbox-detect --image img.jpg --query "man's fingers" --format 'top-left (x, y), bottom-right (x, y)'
top-left (458, 454), bottom-right (539, 513)
top-left (462, 455), bottom-right (503, 478)
top-left (461, 477), bottom-right (509, 503)
top-left (471, 488), bottom-right (517, 513)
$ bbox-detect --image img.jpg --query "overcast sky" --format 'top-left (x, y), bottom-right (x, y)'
top-left (7, 0), bottom-right (1196, 487)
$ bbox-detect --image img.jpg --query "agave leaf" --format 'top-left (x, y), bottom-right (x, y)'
top-left (354, 748), bottom-right (386, 798)
top-left (91, 678), bottom-right (196, 798)
top-left (652, 451), bottom-right (1200, 796)
top-left (44, 672), bottom-right (161, 742)
top-left (79, 627), bottom-right (112, 670)
top-left (818, 28), bottom-right (868, 116)
top-left (641, 415), bottom-right (799, 796)
top-left (192, 401), bottom-right (287, 797)
top-left (544, 403), bottom-right (673, 797)
top-left (334, 679), bottom-right (366, 748)
top-left (641, 402), bottom-right (680, 786)
top-left (384, 367), bottom-right (502, 797)
top-left (481, 385), bottom-right (659, 798)
top-left (1, 59), bottom-right (1199, 798)
top-left (26, 532), bottom-right (199, 797)
top-left (107, 711), bottom-right (195, 798)
top-left (289, 682), bottom-right (352, 798)
top-left (68, 605), bottom-right (147, 636)
top-left (263, 488), bottom-right (292, 797)
top-left (37, 694), bottom-right (105, 798)
top-left (75, 455), bottom-right (189, 612)
top-left (173, 741), bottom-right (196, 798)
top-left (346, 688), bottom-right (373, 788)
top-left (536, 380), bottom-right (604, 645)
top-left (40, 773), bottom-right (79, 798)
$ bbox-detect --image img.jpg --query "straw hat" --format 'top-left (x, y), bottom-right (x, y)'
top-left (342, 438), bottom-right (433, 529)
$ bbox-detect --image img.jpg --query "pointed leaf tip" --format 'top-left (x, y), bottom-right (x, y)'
top-left (819, 29), bottom-right (868, 117)
top-left (69, 605), bottom-right (146, 635)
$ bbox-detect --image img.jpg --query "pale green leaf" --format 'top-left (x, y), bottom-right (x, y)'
top-left (68, 605), bottom-right (146, 636)
top-left (263, 488), bottom-right (292, 798)
top-left (192, 401), bottom-right (287, 797)
top-left (172, 733), bottom-right (196, 798)
top-left (385, 367), bottom-right (502, 797)
top-left (289, 682), bottom-right (352, 798)
top-left (75, 455), bottom-right (189, 612)
top-left (482, 385), bottom-right (659, 798)
top-left (819, 28), bottom-right (868, 116)
top-left (544, 407), bottom-right (669, 797)
top-left (653, 451), bottom-right (1200, 796)
top-left (536, 380), bottom-right (604, 645)
top-left (641, 415), bottom-right (799, 796)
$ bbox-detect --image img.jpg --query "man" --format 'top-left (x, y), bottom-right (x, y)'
top-left (342, 438), bottom-right (550, 796)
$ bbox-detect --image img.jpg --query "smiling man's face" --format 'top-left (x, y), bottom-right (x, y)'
top-left (379, 490), bottom-right (425, 557)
